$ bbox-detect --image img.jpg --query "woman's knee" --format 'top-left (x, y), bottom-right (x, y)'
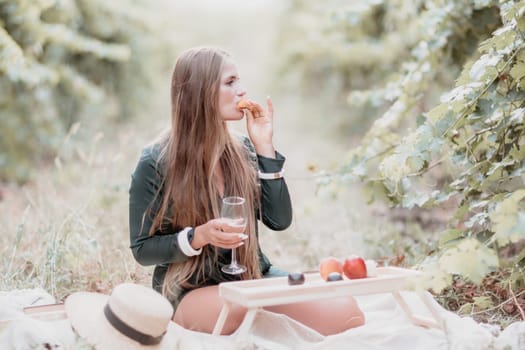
top-left (265, 296), bottom-right (365, 336)
top-left (310, 297), bottom-right (365, 335)
top-left (339, 296), bottom-right (365, 330)
top-left (218, 304), bottom-right (248, 335)
top-left (173, 286), bottom-right (247, 335)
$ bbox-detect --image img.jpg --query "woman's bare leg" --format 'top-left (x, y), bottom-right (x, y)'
top-left (265, 296), bottom-right (365, 336)
top-left (174, 286), bottom-right (364, 336)
top-left (173, 285), bottom-right (247, 335)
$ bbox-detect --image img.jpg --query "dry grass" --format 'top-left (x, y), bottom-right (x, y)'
top-left (0, 121), bottom-right (155, 299)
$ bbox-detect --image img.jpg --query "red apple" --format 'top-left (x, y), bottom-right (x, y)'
top-left (343, 255), bottom-right (367, 279)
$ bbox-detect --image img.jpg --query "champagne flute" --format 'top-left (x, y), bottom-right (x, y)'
top-left (220, 196), bottom-right (247, 275)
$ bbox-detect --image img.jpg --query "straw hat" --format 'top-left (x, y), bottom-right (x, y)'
top-left (65, 283), bottom-right (180, 349)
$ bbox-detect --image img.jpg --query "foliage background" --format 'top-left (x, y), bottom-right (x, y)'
top-left (277, 0), bottom-right (525, 324)
top-left (1, 0), bottom-right (524, 330)
top-left (0, 0), bottom-right (173, 181)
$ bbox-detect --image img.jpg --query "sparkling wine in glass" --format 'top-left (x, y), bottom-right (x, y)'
top-left (220, 196), bottom-right (247, 275)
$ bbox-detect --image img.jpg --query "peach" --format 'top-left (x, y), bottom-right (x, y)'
top-left (319, 257), bottom-right (343, 281)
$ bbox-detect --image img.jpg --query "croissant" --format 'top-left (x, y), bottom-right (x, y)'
top-left (237, 99), bottom-right (256, 113)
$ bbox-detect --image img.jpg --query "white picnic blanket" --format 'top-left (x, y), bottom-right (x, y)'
top-left (1, 288), bottom-right (524, 349)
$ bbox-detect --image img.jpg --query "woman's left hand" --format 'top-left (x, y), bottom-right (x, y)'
top-left (245, 96), bottom-right (275, 158)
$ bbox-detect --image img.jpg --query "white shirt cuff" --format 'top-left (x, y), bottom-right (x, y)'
top-left (177, 227), bottom-right (202, 257)
top-left (258, 169), bottom-right (285, 180)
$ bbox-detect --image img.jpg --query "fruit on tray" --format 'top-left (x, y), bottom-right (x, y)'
top-left (288, 272), bottom-right (305, 285)
top-left (326, 272), bottom-right (343, 281)
top-left (343, 255), bottom-right (368, 279)
top-left (319, 257), bottom-right (344, 281)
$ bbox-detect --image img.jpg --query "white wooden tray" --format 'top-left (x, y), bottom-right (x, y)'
top-left (213, 267), bottom-right (443, 336)
top-left (220, 267), bottom-right (421, 307)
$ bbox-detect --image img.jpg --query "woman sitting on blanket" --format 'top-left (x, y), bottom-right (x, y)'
top-left (128, 46), bottom-right (365, 335)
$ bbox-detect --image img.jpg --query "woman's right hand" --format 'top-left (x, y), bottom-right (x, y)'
top-left (191, 219), bottom-right (248, 250)
top-left (245, 96), bottom-right (275, 158)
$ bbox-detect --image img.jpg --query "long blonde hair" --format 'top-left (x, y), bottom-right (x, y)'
top-left (150, 47), bottom-right (261, 303)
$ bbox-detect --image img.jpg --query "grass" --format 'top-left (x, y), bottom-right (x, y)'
top-left (0, 121), bottom-right (155, 299)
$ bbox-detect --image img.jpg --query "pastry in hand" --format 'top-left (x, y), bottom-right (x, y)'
top-left (237, 99), bottom-right (263, 117)
top-left (237, 99), bottom-right (255, 112)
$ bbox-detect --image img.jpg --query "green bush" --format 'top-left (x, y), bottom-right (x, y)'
top-left (279, 0), bottom-right (525, 292)
top-left (0, 0), bottom-right (171, 182)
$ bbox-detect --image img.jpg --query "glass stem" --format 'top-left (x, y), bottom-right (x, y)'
top-left (231, 248), bottom-right (238, 266)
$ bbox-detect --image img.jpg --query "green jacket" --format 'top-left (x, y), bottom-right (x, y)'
top-left (128, 139), bottom-right (292, 298)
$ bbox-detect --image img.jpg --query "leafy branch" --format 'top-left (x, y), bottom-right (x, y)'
top-left (283, 0), bottom-right (525, 293)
